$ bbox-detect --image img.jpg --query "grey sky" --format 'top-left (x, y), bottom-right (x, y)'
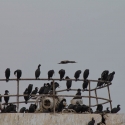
top-left (0, 1), bottom-right (125, 113)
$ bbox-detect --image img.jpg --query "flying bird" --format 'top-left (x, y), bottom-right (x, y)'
top-left (5, 68), bottom-right (10, 82)
top-left (35, 64), bottom-right (41, 79)
top-left (58, 60), bottom-right (77, 64)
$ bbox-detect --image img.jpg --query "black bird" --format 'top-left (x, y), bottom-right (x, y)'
top-left (27, 84), bottom-right (33, 95)
top-left (14, 69), bottom-right (22, 80)
top-left (5, 103), bottom-right (17, 113)
top-left (58, 60), bottom-right (77, 64)
top-left (74, 70), bottom-right (81, 81)
top-left (83, 69), bottom-right (89, 80)
top-left (23, 88), bottom-right (29, 104)
top-left (48, 70), bottom-right (54, 80)
top-left (97, 78), bottom-right (104, 88)
top-left (96, 104), bottom-right (103, 113)
top-left (111, 105), bottom-right (120, 113)
top-left (101, 70), bottom-right (109, 81)
top-left (4, 90), bottom-right (9, 105)
top-left (74, 102), bottom-right (82, 113)
top-left (43, 83), bottom-right (51, 94)
top-left (0, 94), bottom-right (2, 103)
top-left (73, 89), bottom-right (82, 99)
top-left (82, 80), bottom-right (89, 91)
top-left (20, 107), bottom-right (26, 113)
top-left (38, 84), bottom-right (46, 94)
top-left (5, 68), bottom-right (10, 82)
top-left (88, 117), bottom-right (95, 125)
top-left (107, 71), bottom-right (115, 82)
top-left (35, 64), bottom-right (41, 79)
top-left (58, 69), bottom-right (65, 81)
top-left (65, 76), bottom-right (72, 91)
top-left (104, 107), bottom-right (110, 113)
top-left (29, 104), bottom-right (37, 113)
top-left (30, 87), bottom-right (38, 97)
top-left (58, 99), bottom-right (67, 112)
top-left (68, 104), bottom-right (76, 110)
top-left (81, 104), bottom-right (89, 113)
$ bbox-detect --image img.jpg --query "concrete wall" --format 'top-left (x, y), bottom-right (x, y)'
top-left (0, 113), bottom-right (124, 125)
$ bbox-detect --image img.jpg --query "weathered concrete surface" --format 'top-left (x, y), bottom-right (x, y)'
top-left (0, 113), bottom-right (125, 125)
top-left (0, 113), bottom-right (101, 125)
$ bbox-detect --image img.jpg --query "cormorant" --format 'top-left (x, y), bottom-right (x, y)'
top-left (48, 70), bottom-right (54, 80)
top-left (29, 104), bottom-right (37, 113)
top-left (43, 83), bottom-right (51, 94)
top-left (23, 88), bottom-right (29, 104)
top-left (101, 70), bottom-right (109, 81)
top-left (58, 99), bottom-right (67, 112)
top-left (35, 64), bottom-right (41, 79)
top-left (88, 117), bottom-right (95, 125)
top-left (58, 69), bottom-right (65, 81)
top-left (5, 68), bottom-right (10, 82)
top-left (5, 103), bottom-right (17, 113)
top-left (74, 70), bottom-right (81, 81)
top-left (58, 60), bottom-right (77, 64)
top-left (97, 78), bottom-right (104, 88)
top-left (96, 104), bottom-right (103, 113)
top-left (104, 107), bottom-right (110, 113)
top-left (73, 89), bottom-right (82, 99)
top-left (107, 71), bottom-right (115, 82)
top-left (14, 69), bottom-right (22, 80)
top-left (38, 84), bottom-right (46, 94)
top-left (111, 105), bottom-right (120, 113)
top-left (83, 69), bottom-right (89, 80)
top-left (30, 87), bottom-right (38, 97)
top-left (4, 90), bottom-right (9, 105)
top-left (74, 102), bottom-right (82, 113)
top-left (27, 84), bottom-right (33, 95)
top-left (65, 76), bottom-right (72, 91)
top-left (81, 104), bottom-right (89, 113)
top-left (82, 80), bottom-right (89, 91)
top-left (20, 107), bottom-right (26, 113)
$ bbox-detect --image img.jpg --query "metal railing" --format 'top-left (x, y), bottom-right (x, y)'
top-left (0, 78), bottom-right (112, 113)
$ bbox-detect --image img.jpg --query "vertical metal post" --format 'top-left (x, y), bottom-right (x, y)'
top-left (95, 89), bottom-right (98, 105)
top-left (107, 85), bottom-right (112, 110)
top-left (88, 81), bottom-right (91, 111)
top-left (17, 80), bottom-right (19, 112)
top-left (53, 80), bottom-right (55, 114)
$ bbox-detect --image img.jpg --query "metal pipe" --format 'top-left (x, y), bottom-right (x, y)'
top-left (17, 80), bottom-right (19, 112)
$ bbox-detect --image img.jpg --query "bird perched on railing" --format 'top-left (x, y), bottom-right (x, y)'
top-left (30, 87), bottom-right (38, 98)
top-left (38, 83), bottom-right (46, 94)
top-left (4, 90), bottom-right (9, 105)
top-left (35, 64), bottom-right (41, 79)
top-left (74, 70), bottom-right (81, 81)
top-left (58, 69), bottom-right (65, 81)
top-left (111, 105), bottom-right (120, 113)
top-left (83, 69), bottom-right (89, 80)
top-left (101, 70), bottom-right (109, 81)
top-left (48, 70), bottom-right (54, 80)
top-left (73, 89), bottom-right (82, 99)
top-left (5, 68), bottom-right (10, 82)
top-left (65, 76), bottom-right (72, 91)
top-left (27, 84), bottom-right (33, 95)
top-left (14, 69), bottom-right (22, 80)
top-left (82, 79), bottom-right (89, 91)
top-left (97, 78), bottom-right (104, 88)
top-left (106, 71), bottom-right (115, 83)
top-left (88, 117), bottom-right (95, 125)
top-left (58, 60), bottom-right (77, 64)
top-left (23, 88), bottom-right (29, 104)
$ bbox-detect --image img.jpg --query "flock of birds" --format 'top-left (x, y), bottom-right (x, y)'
top-left (0, 61), bottom-right (121, 125)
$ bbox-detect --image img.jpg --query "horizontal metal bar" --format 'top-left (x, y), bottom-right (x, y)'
top-left (0, 78), bottom-right (111, 83)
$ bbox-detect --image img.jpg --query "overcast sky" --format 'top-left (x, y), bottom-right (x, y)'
top-left (0, 1), bottom-right (125, 113)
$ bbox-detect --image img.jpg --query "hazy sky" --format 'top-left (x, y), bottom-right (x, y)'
top-left (0, 1), bottom-right (125, 113)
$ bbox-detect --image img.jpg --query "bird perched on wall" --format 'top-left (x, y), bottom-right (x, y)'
top-left (58, 69), bottom-right (65, 81)
top-left (95, 104), bottom-right (103, 113)
top-left (5, 68), bottom-right (10, 82)
top-left (28, 104), bottom-right (37, 113)
top-left (48, 70), bottom-right (54, 80)
top-left (4, 90), bottom-right (9, 105)
top-left (58, 99), bottom-right (67, 112)
top-left (35, 64), bottom-right (41, 79)
top-left (14, 69), bottom-right (22, 80)
top-left (20, 107), bottom-right (26, 113)
top-left (58, 60), bottom-right (77, 64)
top-left (107, 71), bottom-right (115, 83)
top-left (103, 107), bottom-right (110, 113)
top-left (65, 76), bottom-right (72, 91)
top-left (101, 70), bottom-right (109, 81)
top-left (73, 89), bottom-right (82, 99)
top-left (111, 105), bottom-right (120, 113)
top-left (27, 84), bottom-right (33, 95)
top-left (88, 117), bottom-right (95, 125)
top-left (23, 88), bottom-right (29, 104)
top-left (83, 69), bottom-right (89, 80)
top-left (74, 70), bottom-right (81, 81)
top-left (5, 103), bottom-right (17, 113)
top-left (82, 80), bottom-right (89, 91)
